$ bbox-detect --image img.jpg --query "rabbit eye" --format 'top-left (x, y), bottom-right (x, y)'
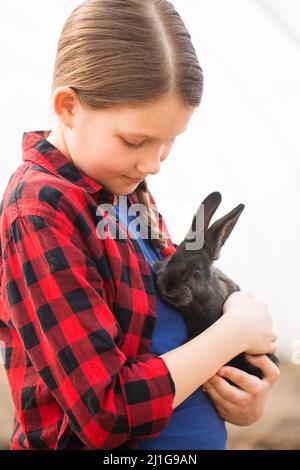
top-left (193, 268), bottom-right (201, 280)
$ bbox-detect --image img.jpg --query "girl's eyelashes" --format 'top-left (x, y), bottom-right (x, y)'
top-left (122, 138), bottom-right (145, 149)
top-left (121, 137), bottom-right (176, 150)
top-left (121, 137), bottom-right (144, 149)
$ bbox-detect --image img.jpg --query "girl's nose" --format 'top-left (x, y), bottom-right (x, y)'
top-left (136, 155), bottom-right (161, 176)
top-left (136, 143), bottom-right (169, 175)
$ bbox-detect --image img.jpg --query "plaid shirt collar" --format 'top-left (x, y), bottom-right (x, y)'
top-left (22, 130), bottom-right (110, 198)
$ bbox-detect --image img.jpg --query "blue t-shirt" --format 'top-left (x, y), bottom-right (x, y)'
top-left (115, 202), bottom-right (227, 450)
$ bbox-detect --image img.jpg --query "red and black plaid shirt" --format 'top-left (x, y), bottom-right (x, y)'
top-left (0, 130), bottom-right (177, 450)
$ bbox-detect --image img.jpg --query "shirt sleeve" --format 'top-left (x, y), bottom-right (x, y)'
top-left (1, 211), bottom-right (176, 449)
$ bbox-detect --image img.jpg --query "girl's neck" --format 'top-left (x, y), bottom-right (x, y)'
top-left (46, 123), bottom-right (72, 162)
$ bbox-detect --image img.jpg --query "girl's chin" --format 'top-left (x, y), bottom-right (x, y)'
top-left (99, 176), bottom-right (142, 197)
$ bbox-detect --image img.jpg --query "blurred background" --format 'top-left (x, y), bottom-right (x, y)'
top-left (0, 0), bottom-right (299, 450)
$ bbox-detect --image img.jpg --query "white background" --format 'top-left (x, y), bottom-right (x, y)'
top-left (0, 0), bottom-right (299, 356)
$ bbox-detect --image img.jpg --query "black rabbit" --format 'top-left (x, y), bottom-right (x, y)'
top-left (152, 191), bottom-right (279, 380)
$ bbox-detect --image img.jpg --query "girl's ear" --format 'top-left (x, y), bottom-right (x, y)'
top-left (205, 203), bottom-right (245, 261)
top-left (51, 86), bottom-right (78, 126)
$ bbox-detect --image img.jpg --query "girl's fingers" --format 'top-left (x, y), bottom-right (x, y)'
top-left (208, 374), bottom-right (248, 403)
top-left (268, 342), bottom-right (277, 354)
top-left (202, 380), bottom-right (224, 406)
top-left (215, 366), bottom-right (261, 395)
top-left (244, 354), bottom-right (280, 384)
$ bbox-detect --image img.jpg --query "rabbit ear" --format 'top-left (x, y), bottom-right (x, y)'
top-left (206, 203), bottom-right (245, 260)
top-left (183, 192), bottom-right (222, 245)
top-left (202, 192), bottom-right (222, 233)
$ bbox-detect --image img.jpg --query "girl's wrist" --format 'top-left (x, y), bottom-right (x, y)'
top-left (217, 310), bottom-right (248, 355)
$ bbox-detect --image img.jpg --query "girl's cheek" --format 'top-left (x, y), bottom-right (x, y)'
top-left (106, 153), bottom-right (133, 174)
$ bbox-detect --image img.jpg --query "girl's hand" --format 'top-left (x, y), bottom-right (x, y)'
top-left (202, 354), bottom-right (280, 426)
top-left (223, 291), bottom-right (277, 356)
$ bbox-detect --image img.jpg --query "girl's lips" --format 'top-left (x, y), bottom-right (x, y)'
top-left (123, 175), bottom-right (144, 183)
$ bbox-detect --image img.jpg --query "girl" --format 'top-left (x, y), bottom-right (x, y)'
top-left (0, 0), bottom-right (279, 450)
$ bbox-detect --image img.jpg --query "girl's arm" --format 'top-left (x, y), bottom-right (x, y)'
top-left (160, 314), bottom-right (245, 409)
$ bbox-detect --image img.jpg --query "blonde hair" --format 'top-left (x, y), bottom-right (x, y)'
top-left (50, 0), bottom-right (203, 249)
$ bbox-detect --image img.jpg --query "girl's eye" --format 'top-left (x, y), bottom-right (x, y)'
top-left (123, 139), bottom-right (145, 149)
top-left (122, 137), bottom-right (175, 150)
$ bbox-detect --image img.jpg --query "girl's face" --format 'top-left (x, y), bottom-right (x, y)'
top-left (48, 88), bottom-right (195, 195)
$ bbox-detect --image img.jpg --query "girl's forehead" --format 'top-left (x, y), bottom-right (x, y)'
top-left (87, 95), bottom-right (195, 135)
